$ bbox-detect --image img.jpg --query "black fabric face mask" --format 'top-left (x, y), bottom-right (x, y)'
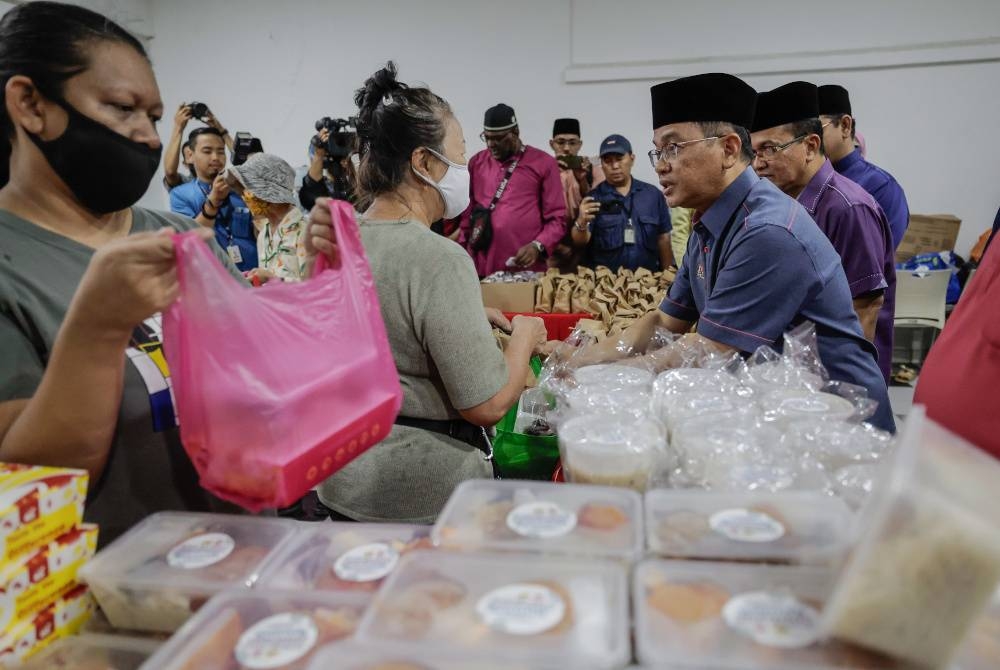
top-left (27, 98), bottom-right (162, 214)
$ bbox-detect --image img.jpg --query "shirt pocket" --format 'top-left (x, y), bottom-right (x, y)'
top-left (591, 215), bottom-right (625, 251)
top-left (637, 215), bottom-right (663, 253)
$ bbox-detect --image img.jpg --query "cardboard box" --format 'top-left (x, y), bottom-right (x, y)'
top-left (480, 281), bottom-right (537, 312)
top-left (0, 584), bottom-right (94, 666)
top-left (896, 214), bottom-right (962, 263)
top-left (0, 464), bottom-right (88, 563)
top-left (0, 524), bottom-right (98, 630)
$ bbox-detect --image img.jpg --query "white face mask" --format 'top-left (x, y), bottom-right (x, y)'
top-left (412, 147), bottom-right (470, 219)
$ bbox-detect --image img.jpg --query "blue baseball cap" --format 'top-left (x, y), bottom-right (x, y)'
top-left (599, 134), bottom-right (632, 156)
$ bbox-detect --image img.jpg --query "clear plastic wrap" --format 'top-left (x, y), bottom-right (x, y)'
top-left (558, 414), bottom-right (671, 492)
top-left (784, 420), bottom-right (894, 472)
top-left (759, 388), bottom-right (868, 429)
top-left (657, 391), bottom-right (758, 437)
top-left (513, 387), bottom-right (557, 436)
top-left (742, 322), bottom-right (829, 395)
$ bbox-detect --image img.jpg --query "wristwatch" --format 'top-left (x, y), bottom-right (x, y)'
top-left (531, 240), bottom-right (545, 254)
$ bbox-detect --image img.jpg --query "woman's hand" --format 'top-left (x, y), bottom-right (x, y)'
top-left (303, 197), bottom-right (342, 273)
top-left (510, 315), bottom-right (548, 353)
top-left (485, 307), bottom-right (512, 332)
top-left (247, 267), bottom-right (275, 285)
top-left (71, 228), bottom-right (212, 338)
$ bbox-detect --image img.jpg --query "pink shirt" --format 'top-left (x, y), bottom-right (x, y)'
top-left (458, 146), bottom-right (567, 277)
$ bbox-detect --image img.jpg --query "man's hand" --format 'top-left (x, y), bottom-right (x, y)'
top-left (203, 108), bottom-right (225, 133)
top-left (576, 196), bottom-right (600, 229)
top-left (173, 103), bottom-right (192, 133)
top-left (208, 174), bottom-right (230, 208)
top-left (574, 156), bottom-right (592, 181)
top-left (485, 307), bottom-right (512, 332)
top-left (514, 242), bottom-right (541, 268)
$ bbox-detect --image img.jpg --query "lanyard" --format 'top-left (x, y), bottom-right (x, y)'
top-left (488, 148), bottom-right (525, 212)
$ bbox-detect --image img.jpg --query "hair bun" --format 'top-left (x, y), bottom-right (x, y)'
top-left (355, 61), bottom-right (407, 130)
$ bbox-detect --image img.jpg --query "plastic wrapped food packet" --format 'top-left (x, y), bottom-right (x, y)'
top-left (822, 409), bottom-right (1000, 668)
top-left (743, 322), bottom-right (829, 394)
top-left (572, 363), bottom-right (654, 391)
top-left (657, 390), bottom-right (756, 437)
top-left (559, 414), bottom-right (671, 492)
top-left (784, 420), bottom-right (895, 472)
top-left (833, 463), bottom-right (883, 510)
top-left (650, 368), bottom-right (745, 420)
top-left (513, 388), bottom-right (556, 436)
top-left (759, 389), bottom-right (859, 430)
top-left (670, 416), bottom-right (803, 492)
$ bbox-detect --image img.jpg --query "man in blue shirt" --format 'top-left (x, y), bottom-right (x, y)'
top-left (572, 134), bottom-right (673, 271)
top-left (575, 73), bottom-right (894, 433)
top-left (819, 85), bottom-right (910, 251)
top-left (169, 127), bottom-right (257, 271)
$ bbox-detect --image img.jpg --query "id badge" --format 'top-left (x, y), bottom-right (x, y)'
top-left (227, 244), bottom-right (243, 265)
top-left (624, 220), bottom-right (636, 245)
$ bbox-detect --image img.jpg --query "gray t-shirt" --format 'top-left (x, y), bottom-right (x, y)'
top-left (318, 219), bottom-right (507, 523)
top-left (0, 207), bottom-right (245, 545)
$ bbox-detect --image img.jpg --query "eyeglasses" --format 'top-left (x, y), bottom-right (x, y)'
top-left (480, 130), bottom-right (513, 143)
top-left (552, 138), bottom-right (582, 148)
top-left (752, 133), bottom-right (809, 161)
top-left (647, 136), bottom-right (720, 168)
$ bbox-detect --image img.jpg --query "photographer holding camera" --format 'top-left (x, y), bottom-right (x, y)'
top-left (163, 101), bottom-right (233, 190)
top-left (299, 117), bottom-right (357, 211)
top-left (572, 134), bottom-right (673, 272)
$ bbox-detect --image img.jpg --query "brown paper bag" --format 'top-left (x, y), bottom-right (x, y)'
top-left (535, 268), bottom-right (560, 314)
top-left (552, 274), bottom-right (577, 314)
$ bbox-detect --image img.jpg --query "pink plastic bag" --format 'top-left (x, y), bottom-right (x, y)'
top-left (163, 201), bottom-right (402, 511)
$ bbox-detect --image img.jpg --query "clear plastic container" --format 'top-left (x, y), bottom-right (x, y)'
top-left (645, 489), bottom-right (853, 565)
top-left (355, 550), bottom-right (629, 669)
top-left (432, 480), bottom-right (643, 562)
top-left (669, 416), bottom-right (789, 491)
top-left (822, 408), bottom-right (1000, 668)
top-left (651, 369), bottom-right (743, 419)
top-left (78, 512), bottom-right (297, 633)
top-left (657, 391), bottom-right (756, 436)
top-left (142, 589), bottom-right (367, 670)
top-left (634, 559), bottom-right (900, 669)
top-left (784, 419), bottom-right (894, 472)
top-left (760, 389), bottom-right (856, 429)
top-left (558, 414), bottom-right (669, 492)
top-left (257, 522), bottom-right (432, 594)
top-left (20, 633), bottom-right (160, 669)
top-left (742, 360), bottom-right (824, 395)
top-left (307, 641), bottom-right (563, 670)
top-left (573, 363), bottom-right (654, 390)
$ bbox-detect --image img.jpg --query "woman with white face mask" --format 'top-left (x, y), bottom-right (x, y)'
top-left (309, 62), bottom-right (547, 523)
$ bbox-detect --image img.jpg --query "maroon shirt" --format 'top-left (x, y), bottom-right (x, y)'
top-left (458, 145), bottom-right (567, 277)
top-left (797, 159), bottom-right (896, 383)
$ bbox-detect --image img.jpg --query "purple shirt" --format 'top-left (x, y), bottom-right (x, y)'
top-left (660, 166), bottom-right (893, 433)
top-left (833, 148), bottom-right (910, 250)
top-left (798, 159), bottom-right (896, 383)
top-left (458, 145), bottom-right (567, 277)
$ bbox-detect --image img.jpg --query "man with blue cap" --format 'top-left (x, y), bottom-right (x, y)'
top-left (575, 73), bottom-right (894, 433)
top-left (572, 133), bottom-right (673, 271)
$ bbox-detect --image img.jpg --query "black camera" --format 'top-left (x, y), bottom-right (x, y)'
top-left (311, 117), bottom-right (358, 161)
top-left (188, 101), bottom-right (209, 121)
top-left (598, 199), bottom-right (624, 215)
top-left (232, 131), bottom-right (264, 166)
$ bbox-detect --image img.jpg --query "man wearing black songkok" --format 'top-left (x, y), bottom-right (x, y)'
top-left (576, 73), bottom-right (894, 433)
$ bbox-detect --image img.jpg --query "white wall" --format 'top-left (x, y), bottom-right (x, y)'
top-left (9, 0), bottom-right (999, 255)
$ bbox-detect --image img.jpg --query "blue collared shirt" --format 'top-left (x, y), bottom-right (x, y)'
top-left (660, 166), bottom-right (895, 433)
top-left (833, 149), bottom-right (909, 250)
top-left (584, 178), bottom-right (671, 272)
top-left (169, 180), bottom-right (258, 272)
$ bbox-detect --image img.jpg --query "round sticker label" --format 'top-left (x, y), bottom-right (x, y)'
top-left (476, 583), bottom-right (566, 636)
top-left (166, 533), bottom-right (235, 570)
top-left (709, 508), bottom-right (786, 543)
top-left (506, 501), bottom-right (578, 539)
top-left (722, 591), bottom-right (820, 649)
top-left (333, 542), bottom-right (399, 583)
top-left (234, 612), bottom-right (319, 669)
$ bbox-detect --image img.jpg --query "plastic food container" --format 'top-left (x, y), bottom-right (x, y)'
top-left (760, 389), bottom-right (856, 428)
top-left (742, 361), bottom-right (824, 395)
top-left (257, 522), bottom-right (431, 594)
top-left (952, 587), bottom-right (1000, 670)
top-left (645, 490), bottom-right (853, 565)
top-left (78, 512), bottom-right (296, 633)
top-left (822, 409), bottom-right (1000, 668)
top-left (355, 550), bottom-right (629, 669)
top-left (20, 633), bottom-right (160, 670)
top-left (433, 480), bottom-right (643, 562)
top-left (651, 369), bottom-right (743, 417)
top-left (634, 559), bottom-right (898, 669)
top-left (656, 391), bottom-right (755, 436)
top-left (573, 364), bottom-right (654, 390)
top-left (142, 589), bottom-right (367, 670)
top-left (669, 416), bottom-right (795, 491)
top-left (783, 420), bottom-right (894, 472)
top-left (558, 414), bottom-right (668, 492)
top-left (307, 641), bottom-right (551, 670)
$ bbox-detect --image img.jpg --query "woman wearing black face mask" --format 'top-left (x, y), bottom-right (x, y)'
top-left (0, 2), bottom-right (337, 544)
